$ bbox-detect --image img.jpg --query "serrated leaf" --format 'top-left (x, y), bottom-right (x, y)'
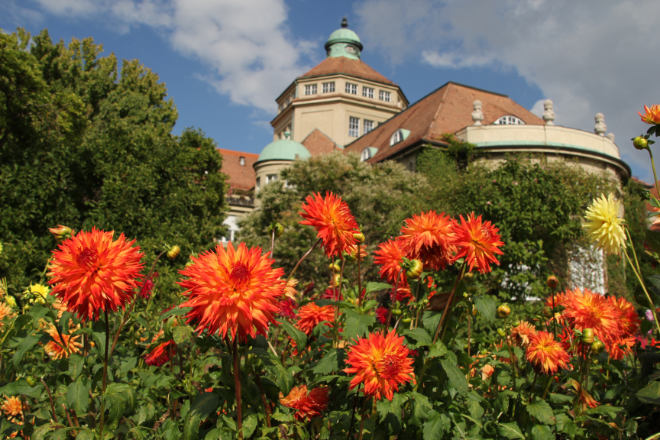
top-left (636, 380), bottom-right (660, 405)
top-left (428, 340), bottom-right (448, 358)
top-left (423, 412), bottom-right (451, 440)
top-left (531, 424), bottom-right (554, 440)
top-left (68, 355), bottom-right (84, 379)
top-left (242, 414), bottom-right (258, 438)
top-left (161, 306), bottom-right (191, 320)
top-left (497, 422), bottom-right (525, 439)
top-left (312, 348), bottom-right (339, 375)
top-left (173, 325), bottom-right (192, 345)
top-left (422, 310), bottom-right (442, 334)
top-left (585, 404), bottom-right (623, 419)
top-left (474, 294), bottom-right (497, 323)
top-left (183, 393), bottom-right (220, 440)
top-left (555, 413), bottom-right (578, 437)
top-left (376, 392), bottom-right (405, 423)
top-left (0, 379), bottom-right (42, 399)
top-left (67, 378), bottom-right (90, 415)
top-left (343, 309), bottom-right (375, 340)
top-left (75, 428), bottom-right (95, 440)
top-left (440, 357), bottom-right (468, 394)
top-left (279, 320), bottom-right (307, 349)
top-left (403, 327), bottom-right (432, 347)
top-left (11, 335), bottom-right (39, 367)
top-left (104, 383), bottom-right (135, 423)
top-left (365, 282), bottom-right (392, 293)
top-left (526, 400), bottom-right (554, 424)
top-left (411, 391), bottom-right (433, 420)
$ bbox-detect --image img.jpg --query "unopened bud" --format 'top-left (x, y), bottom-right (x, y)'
top-left (546, 275), bottom-right (559, 290)
top-left (328, 261), bottom-right (341, 273)
top-left (497, 304), bottom-right (511, 318)
top-left (497, 328), bottom-right (506, 338)
top-left (49, 225), bottom-right (73, 241)
top-left (269, 222), bottom-right (284, 237)
top-left (582, 328), bottom-right (594, 345)
top-left (591, 340), bottom-right (604, 354)
top-left (5, 296), bottom-right (17, 308)
top-left (167, 245), bottom-right (181, 260)
top-left (633, 136), bottom-right (649, 150)
top-left (406, 259), bottom-right (423, 279)
top-left (353, 232), bottom-right (365, 243)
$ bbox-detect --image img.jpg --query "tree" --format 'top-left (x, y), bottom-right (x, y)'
top-left (0, 29), bottom-right (226, 296)
top-left (238, 152), bottom-right (431, 286)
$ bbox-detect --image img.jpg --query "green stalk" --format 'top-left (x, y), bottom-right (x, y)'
top-left (98, 310), bottom-right (110, 439)
top-left (623, 247), bottom-right (660, 335)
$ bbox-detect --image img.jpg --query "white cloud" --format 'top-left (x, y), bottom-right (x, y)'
top-left (356, 0), bottom-right (660, 180)
top-left (22, 0), bottom-right (313, 114)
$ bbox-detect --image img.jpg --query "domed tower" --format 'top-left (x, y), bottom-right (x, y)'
top-left (271, 18), bottom-right (407, 148)
top-left (253, 131), bottom-right (311, 197)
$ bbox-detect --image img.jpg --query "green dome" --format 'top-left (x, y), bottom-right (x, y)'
top-left (325, 18), bottom-right (363, 60)
top-left (256, 139), bottom-right (311, 163)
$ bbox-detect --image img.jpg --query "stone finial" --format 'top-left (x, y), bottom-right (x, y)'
top-left (606, 133), bottom-right (615, 142)
top-left (341, 17), bottom-right (348, 28)
top-left (471, 100), bottom-right (483, 126)
top-left (543, 99), bottom-right (555, 125)
top-left (594, 113), bottom-right (607, 136)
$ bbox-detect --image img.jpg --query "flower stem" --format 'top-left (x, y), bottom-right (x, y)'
top-left (647, 148), bottom-right (659, 198)
top-left (98, 310), bottom-right (110, 439)
top-left (623, 246), bottom-right (660, 335)
top-left (288, 238), bottom-right (321, 280)
top-left (232, 338), bottom-right (243, 439)
top-left (433, 262), bottom-right (467, 344)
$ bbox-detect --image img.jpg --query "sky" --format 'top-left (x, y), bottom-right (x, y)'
top-left (2, 0), bottom-right (659, 182)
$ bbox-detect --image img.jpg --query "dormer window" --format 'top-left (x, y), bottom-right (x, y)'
top-left (239, 156), bottom-right (245, 166)
top-left (390, 128), bottom-right (410, 146)
top-left (360, 147), bottom-right (377, 161)
top-left (493, 115), bottom-right (525, 125)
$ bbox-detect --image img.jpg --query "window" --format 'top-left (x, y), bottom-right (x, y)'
top-left (363, 119), bottom-right (374, 134)
top-left (362, 86), bottom-right (374, 98)
top-left (267, 174), bottom-right (278, 183)
top-left (322, 81), bottom-right (335, 93)
top-left (389, 128), bottom-right (410, 146)
top-left (345, 82), bottom-right (358, 95)
top-left (304, 84), bottom-right (317, 95)
top-left (348, 116), bottom-right (359, 137)
top-left (360, 147), bottom-right (376, 161)
top-left (379, 90), bottom-right (391, 102)
top-left (239, 156), bottom-right (245, 166)
top-left (256, 177), bottom-right (261, 188)
top-left (493, 115), bottom-right (525, 125)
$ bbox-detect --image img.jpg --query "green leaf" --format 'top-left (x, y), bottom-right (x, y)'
top-left (104, 383), bottom-right (135, 423)
top-left (183, 393), bottom-right (220, 440)
top-left (440, 357), bottom-right (468, 394)
top-left (68, 355), bottom-right (84, 379)
top-left (67, 378), bottom-right (90, 415)
top-left (242, 414), bottom-right (258, 438)
top-left (343, 309), bottom-right (375, 340)
top-left (585, 404), bottom-right (623, 419)
top-left (279, 320), bottom-right (307, 349)
top-left (376, 392), bottom-right (406, 423)
top-left (526, 400), bottom-right (554, 424)
top-left (11, 335), bottom-right (39, 367)
top-left (173, 325), bottom-right (193, 345)
top-left (531, 424), bottom-right (554, 440)
top-left (497, 422), bottom-right (525, 439)
top-left (423, 412), bottom-right (451, 440)
top-left (474, 294), bottom-right (497, 323)
top-left (365, 282), bottom-right (393, 293)
top-left (161, 306), bottom-right (191, 321)
top-left (555, 413), bottom-right (578, 437)
top-left (312, 348), bottom-right (339, 375)
top-left (0, 379), bottom-right (42, 399)
top-left (636, 380), bottom-right (660, 405)
top-left (75, 428), bottom-right (95, 440)
top-left (411, 391), bottom-right (433, 421)
top-left (422, 310), bottom-right (442, 334)
top-left (403, 327), bottom-right (432, 347)
top-left (428, 340), bottom-right (448, 358)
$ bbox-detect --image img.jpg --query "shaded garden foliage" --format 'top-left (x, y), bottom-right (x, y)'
top-left (0, 29), bottom-right (226, 296)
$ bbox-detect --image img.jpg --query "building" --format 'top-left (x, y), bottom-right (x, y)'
top-left (219, 19), bottom-right (631, 289)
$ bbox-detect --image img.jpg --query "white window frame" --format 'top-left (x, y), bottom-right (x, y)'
top-left (362, 86), bottom-right (374, 99)
top-left (322, 81), bottom-right (335, 93)
top-left (379, 90), bottom-right (391, 102)
top-left (345, 82), bottom-right (358, 95)
top-left (304, 84), bottom-right (317, 96)
top-left (493, 115), bottom-right (525, 125)
top-left (363, 119), bottom-right (374, 134)
top-left (348, 116), bottom-right (360, 137)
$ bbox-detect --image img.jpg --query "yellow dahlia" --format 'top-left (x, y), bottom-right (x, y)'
top-left (583, 193), bottom-right (625, 254)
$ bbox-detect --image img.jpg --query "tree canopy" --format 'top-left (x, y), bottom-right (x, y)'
top-left (0, 29), bottom-right (226, 293)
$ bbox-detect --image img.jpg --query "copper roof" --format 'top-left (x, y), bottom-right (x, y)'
top-left (344, 82), bottom-right (545, 162)
top-left (217, 148), bottom-right (259, 192)
top-left (301, 129), bottom-right (342, 156)
top-left (300, 56), bottom-right (394, 85)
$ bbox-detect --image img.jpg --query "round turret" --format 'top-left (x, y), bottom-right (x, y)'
top-left (324, 17), bottom-right (363, 60)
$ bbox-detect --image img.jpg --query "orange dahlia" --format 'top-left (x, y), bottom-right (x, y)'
top-left (48, 228), bottom-right (144, 321)
top-left (299, 192), bottom-right (360, 257)
top-left (44, 325), bottom-right (82, 360)
top-left (639, 104), bottom-right (660, 125)
top-left (511, 320), bottom-right (538, 347)
top-left (280, 385), bottom-right (329, 421)
top-left (295, 302), bottom-right (336, 336)
top-left (145, 340), bottom-right (175, 366)
top-left (1, 396), bottom-right (23, 424)
top-left (452, 213), bottom-right (504, 273)
top-left (374, 239), bottom-right (408, 286)
top-left (178, 242), bottom-right (285, 342)
top-left (344, 330), bottom-right (415, 401)
top-left (526, 330), bottom-right (570, 374)
top-left (398, 211), bottom-right (456, 270)
top-left (0, 302), bottom-right (14, 327)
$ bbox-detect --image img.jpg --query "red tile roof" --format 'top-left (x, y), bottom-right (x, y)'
top-left (300, 56), bottom-right (394, 85)
top-left (217, 148), bottom-right (259, 192)
top-left (344, 82), bottom-right (545, 162)
top-left (301, 129), bottom-right (342, 156)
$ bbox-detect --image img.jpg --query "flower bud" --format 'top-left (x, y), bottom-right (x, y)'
top-left (582, 328), bottom-right (594, 344)
top-left (591, 340), bottom-right (604, 354)
top-left (353, 232), bottom-right (365, 243)
top-left (546, 275), bottom-right (559, 290)
top-left (49, 225), bottom-right (73, 241)
top-left (406, 259), bottom-right (423, 279)
top-left (497, 328), bottom-right (506, 337)
top-left (167, 245), bottom-right (181, 260)
top-left (328, 261), bottom-right (341, 273)
top-left (497, 304), bottom-right (511, 318)
top-left (633, 136), bottom-right (649, 150)
top-left (5, 296), bottom-right (17, 308)
top-left (25, 376), bottom-right (36, 386)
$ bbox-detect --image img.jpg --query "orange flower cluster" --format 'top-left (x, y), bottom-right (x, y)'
top-left (639, 104), bottom-right (660, 125)
top-left (0, 302), bottom-right (14, 327)
top-left (295, 302), bottom-right (335, 335)
top-left (299, 192), bottom-right (360, 257)
top-left (374, 211), bottom-right (504, 299)
top-left (279, 385), bottom-right (329, 421)
top-left (145, 340), bottom-right (176, 366)
top-left (48, 228), bottom-right (144, 321)
top-left (178, 242), bottom-right (285, 343)
top-left (344, 330), bottom-right (415, 401)
top-left (551, 288), bottom-right (639, 360)
top-left (526, 330), bottom-right (571, 374)
top-left (1, 396), bottom-right (23, 425)
top-left (44, 325), bottom-right (82, 360)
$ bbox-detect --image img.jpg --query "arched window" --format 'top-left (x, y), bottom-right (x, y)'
top-left (493, 115), bottom-right (525, 125)
top-left (390, 128), bottom-right (410, 146)
top-left (360, 147), bottom-right (378, 161)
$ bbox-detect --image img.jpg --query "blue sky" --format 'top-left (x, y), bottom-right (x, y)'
top-left (2, 0), bottom-right (659, 182)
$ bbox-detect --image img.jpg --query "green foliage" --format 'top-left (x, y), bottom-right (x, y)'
top-left (0, 29), bottom-right (226, 298)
